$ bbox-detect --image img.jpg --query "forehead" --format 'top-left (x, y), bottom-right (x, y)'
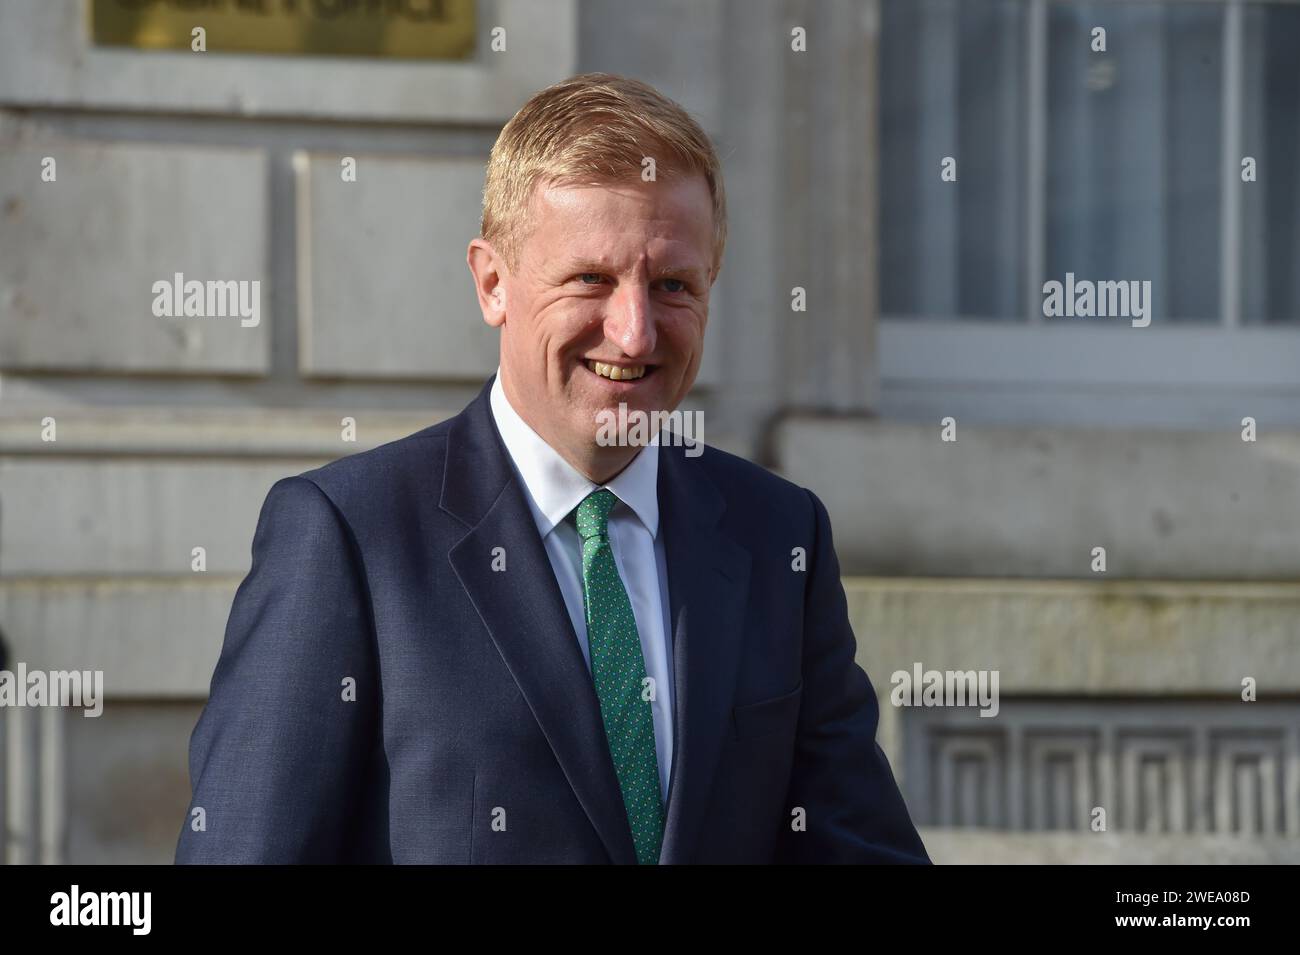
top-left (523, 174), bottom-right (714, 263)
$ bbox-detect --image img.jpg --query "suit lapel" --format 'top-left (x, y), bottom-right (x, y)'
top-left (657, 443), bottom-right (752, 864)
top-left (441, 380), bottom-right (638, 865)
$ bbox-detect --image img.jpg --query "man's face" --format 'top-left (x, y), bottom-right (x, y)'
top-left (473, 174), bottom-right (714, 468)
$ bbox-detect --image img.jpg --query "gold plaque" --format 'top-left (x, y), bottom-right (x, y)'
top-left (90, 0), bottom-right (477, 61)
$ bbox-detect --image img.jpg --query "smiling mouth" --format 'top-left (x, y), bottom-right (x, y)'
top-left (584, 359), bottom-right (652, 381)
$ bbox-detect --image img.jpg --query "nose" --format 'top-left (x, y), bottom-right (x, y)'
top-left (605, 281), bottom-right (656, 358)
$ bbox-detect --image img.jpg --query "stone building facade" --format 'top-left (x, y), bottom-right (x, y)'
top-left (2, 0), bottom-right (1298, 863)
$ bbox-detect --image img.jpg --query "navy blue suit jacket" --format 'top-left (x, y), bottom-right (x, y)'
top-left (176, 377), bottom-right (928, 864)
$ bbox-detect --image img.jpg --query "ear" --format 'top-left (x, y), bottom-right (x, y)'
top-left (467, 237), bottom-right (508, 328)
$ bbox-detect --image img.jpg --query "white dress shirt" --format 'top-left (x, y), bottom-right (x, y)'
top-left (488, 371), bottom-right (675, 802)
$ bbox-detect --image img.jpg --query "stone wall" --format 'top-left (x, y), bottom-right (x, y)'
top-left (2, 0), bottom-right (1292, 864)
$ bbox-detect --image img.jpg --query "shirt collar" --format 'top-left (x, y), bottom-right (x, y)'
top-left (489, 369), bottom-right (660, 539)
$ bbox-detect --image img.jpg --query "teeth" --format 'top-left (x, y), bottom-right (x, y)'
top-left (587, 360), bottom-right (646, 381)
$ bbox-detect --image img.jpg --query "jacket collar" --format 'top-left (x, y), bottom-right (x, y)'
top-left (441, 376), bottom-right (751, 863)
top-left (486, 369), bottom-right (660, 540)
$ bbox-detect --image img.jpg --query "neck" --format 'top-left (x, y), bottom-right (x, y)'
top-left (562, 444), bottom-right (639, 486)
top-left (498, 371), bottom-right (641, 485)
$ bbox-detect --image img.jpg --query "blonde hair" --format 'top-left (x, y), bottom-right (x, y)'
top-left (481, 72), bottom-right (727, 278)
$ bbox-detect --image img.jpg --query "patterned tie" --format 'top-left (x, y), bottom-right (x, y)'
top-left (573, 488), bottom-right (665, 865)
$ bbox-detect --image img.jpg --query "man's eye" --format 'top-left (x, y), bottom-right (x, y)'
top-left (661, 278), bottom-right (686, 293)
top-left (579, 273), bottom-right (603, 285)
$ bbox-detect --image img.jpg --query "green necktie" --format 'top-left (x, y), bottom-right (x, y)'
top-left (573, 488), bottom-right (665, 865)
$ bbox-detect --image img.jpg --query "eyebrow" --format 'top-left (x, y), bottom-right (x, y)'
top-left (563, 261), bottom-right (707, 281)
top-left (650, 265), bottom-right (707, 280)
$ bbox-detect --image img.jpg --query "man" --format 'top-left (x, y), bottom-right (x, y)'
top-left (176, 73), bottom-right (928, 864)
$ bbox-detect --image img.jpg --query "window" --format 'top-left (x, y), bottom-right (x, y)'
top-left (878, 0), bottom-right (1300, 428)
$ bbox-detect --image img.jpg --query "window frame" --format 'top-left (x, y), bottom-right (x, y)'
top-left (878, 0), bottom-right (1300, 425)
